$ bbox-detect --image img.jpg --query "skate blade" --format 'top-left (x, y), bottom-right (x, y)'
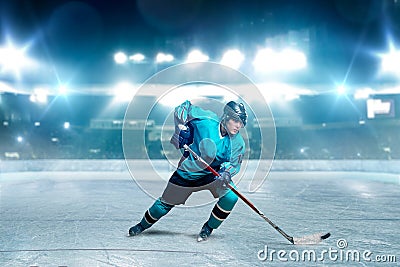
top-left (197, 236), bottom-right (208, 242)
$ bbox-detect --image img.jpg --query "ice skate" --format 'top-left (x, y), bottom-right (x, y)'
top-left (197, 222), bottom-right (213, 242)
top-left (128, 223), bottom-right (145, 236)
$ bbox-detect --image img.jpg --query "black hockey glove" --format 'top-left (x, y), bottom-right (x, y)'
top-left (170, 123), bottom-right (194, 150)
top-left (214, 169), bottom-right (232, 189)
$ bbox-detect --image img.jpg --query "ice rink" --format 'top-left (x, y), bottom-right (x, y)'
top-left (1, 164), bottom-right (399, 266)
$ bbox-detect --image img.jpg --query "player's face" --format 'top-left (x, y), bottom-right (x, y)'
top-left (225, 118), bottom-right (243, 135)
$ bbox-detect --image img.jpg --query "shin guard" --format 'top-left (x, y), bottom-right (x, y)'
top-left (207, 189), bottom-right (238, 229)
top-left (140, 198), bottom-right (174, 229)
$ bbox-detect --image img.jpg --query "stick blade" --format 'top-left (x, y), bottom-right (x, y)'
top-left (321, 232), bottom-right (331, 240)
top-left (293, 232), bottom-right (331, 245)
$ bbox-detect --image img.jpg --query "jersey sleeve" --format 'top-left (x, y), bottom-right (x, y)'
top-left (221, 137), bottom-right (245, 177)
top-left (174, 100), bottom-right (192, 125)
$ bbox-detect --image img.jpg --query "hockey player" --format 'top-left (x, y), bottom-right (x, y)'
top-left (129, 100), bottom-right (247, 241)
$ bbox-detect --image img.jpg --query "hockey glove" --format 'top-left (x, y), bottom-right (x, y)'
top-left (214, 169), bottom-right (232, 189)
top-left (170, 123), bottom-right (194, 150)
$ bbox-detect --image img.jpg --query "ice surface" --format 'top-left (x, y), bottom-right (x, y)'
top-left (1, 169), bottom-right (399, 266)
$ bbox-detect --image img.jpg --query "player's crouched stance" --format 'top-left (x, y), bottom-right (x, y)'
top-left (129, 100), bottom-right (247, 242)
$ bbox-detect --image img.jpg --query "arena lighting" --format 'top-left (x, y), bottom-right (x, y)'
top-left (29, 88), bottom-right (48, 104)
top-left (220, 49), bottom-right (245, 70)
top-left (253, 48), bottom-right (306, 73)
top-left (158, 84), bottom-right (238, 107)
top-left (186, 50), bottom-right (209, 63)
top-left (157, 87), bottom-right (191, 107)
top-left (253, 48), bottom-right (273, 72)
top-left (129, 53), bottom-right (145, 62)
top-left (0, 41), bottom-right (36, 77)
top-left (0, 82), bottom-right (16, 93)
top-left (354, 87), bottom-right (374, 100)
top-left (337, 85), bottom-right (346, 95)
top-left (300, 147), bottom-right (309, 154)
top-left (388, 86), bottom-right (400, 94)
top-left (58, 85), bottom-right (67, 95)
top-left (64, 122), bottom-right (70, 129)
top-left (156, 52), bottom-right (174, 63)
top-left (16, 136), bottom-right (23, 143)
top-left (380, 49), bottom-right (400, 74)
top-left (281, 48), bottom-right (307, 69)
top-left (114, 51), bottom-right (128, 64)
top-left (113, 82), bottom-right (136, 102)
top-left (257, 82), bottom-right (309, 103)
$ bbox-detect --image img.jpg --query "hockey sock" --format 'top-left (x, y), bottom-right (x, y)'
top-left (140, 198), bottom-right (174, 229)
top-left (206, 189), bottom-right (238, 229)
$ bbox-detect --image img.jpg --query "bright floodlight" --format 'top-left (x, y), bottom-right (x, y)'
top-left (281, 48), bottom-right (307, 70)
top-left (337, 85), bottom-right (346, 95)
top-left (0, 41), bottom-right (35, 77)
top-left (258, 82), bottom-right (307, 103)
top-left (354, 87), bottom-right (374, 99)
top-left (114, 52), bottom-right (128, 64)
top-left (156, 52), bottom-right (174, 63)
top-left (158, 84), bottom-right (238, 107)
top-left (129, 53), bottom-right (145, 62)
top-left (114, 82), bottom-right (136, 102)
top-left (253, 48), bottom-right (306, 73)
top-left (29, 88), bottom-right (48, 104)
top-left (186, 50), bottom-right (209, 63)
top-left (64, 122), bottom-right (70, 129)
top-left (253, 48), bottom-right (274, 72)
top-left (58, 85), bottom-right (67, 95)
top-left (17, 136), bottom-right (23, 143)
top-left (381, 50), bottom-right (400, 74)
top-left (220, 49), bottom-right (245, 69)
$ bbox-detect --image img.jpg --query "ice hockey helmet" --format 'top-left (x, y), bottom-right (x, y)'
top-left (223, 101), bottom-right (247, 126)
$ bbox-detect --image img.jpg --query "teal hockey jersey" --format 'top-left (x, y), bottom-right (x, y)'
top-left (174, 101), bottom-right (245, 180)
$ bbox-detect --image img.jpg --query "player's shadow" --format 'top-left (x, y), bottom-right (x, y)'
top-left (142, 230), bottom-right (219, 240)
top-left (142, 229), bottom-right (184, 236)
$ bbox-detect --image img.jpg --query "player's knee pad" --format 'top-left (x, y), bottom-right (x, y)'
top-left (218, 189), bottom-right (238, 210)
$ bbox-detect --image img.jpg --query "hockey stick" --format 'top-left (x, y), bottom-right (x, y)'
top-left (182, 144), bottom-right (330, 245)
